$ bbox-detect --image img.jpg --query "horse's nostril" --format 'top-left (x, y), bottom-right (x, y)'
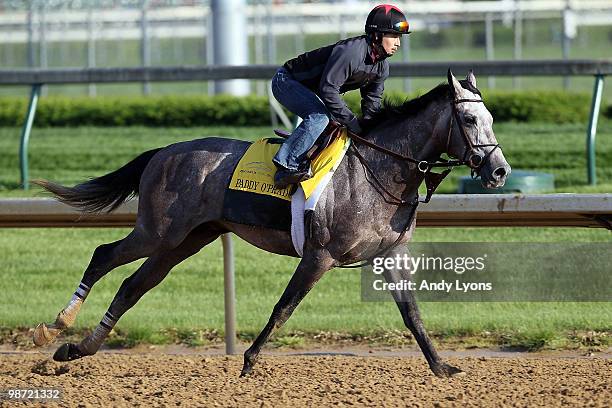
top-left (493, 167), bottom-right (507, 179)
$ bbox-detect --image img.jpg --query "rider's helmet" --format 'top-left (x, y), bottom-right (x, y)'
top-left (365, 4), bottom-right (410, 35)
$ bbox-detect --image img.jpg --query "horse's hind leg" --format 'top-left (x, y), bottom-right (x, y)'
top-left (53, 224), bottom-right (222, 361)
top-left (383, 245), bottom-right (464, 378)
top-left (240, 250), bottom-right (334, 377)
top-left (34, 226), bottom-right (169, 347)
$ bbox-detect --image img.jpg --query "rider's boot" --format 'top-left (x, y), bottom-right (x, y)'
top-left (273, 162), bottom-right (313, 189)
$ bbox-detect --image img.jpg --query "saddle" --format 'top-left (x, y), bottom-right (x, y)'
top-left (274, 120), bottom-right (345, 163)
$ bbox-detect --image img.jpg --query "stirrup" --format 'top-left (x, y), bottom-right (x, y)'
top-left (274, 166), bottom-right (312, 189)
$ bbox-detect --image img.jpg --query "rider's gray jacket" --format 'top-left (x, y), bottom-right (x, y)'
top-left (283, 35), bottom-right (389, 133)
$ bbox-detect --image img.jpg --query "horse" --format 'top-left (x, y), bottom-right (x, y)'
top-left (32, 70), bottom-right (510, 378)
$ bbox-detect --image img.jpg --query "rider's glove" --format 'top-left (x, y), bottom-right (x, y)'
top-left (346, 117), bottom-right (362, 135)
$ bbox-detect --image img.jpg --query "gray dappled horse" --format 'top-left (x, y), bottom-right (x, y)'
top-left (33, 71), bottom-right (510, 378)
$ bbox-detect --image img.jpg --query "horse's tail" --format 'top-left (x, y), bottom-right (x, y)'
top-left (33, 148), bottom-right (163, 214)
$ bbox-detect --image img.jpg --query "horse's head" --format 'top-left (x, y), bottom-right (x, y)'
top-left (442, 70), bottom-right (511, 189)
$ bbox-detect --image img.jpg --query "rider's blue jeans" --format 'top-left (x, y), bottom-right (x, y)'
top-left (271, 67), bottom-right (330, 171)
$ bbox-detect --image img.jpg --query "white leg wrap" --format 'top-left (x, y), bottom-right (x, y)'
top-left (78, 311), bottom-right (117, 355)
top-left (74, 282), bottom-right (90, 300)
top-left (33, 282), bottom-right (92, 347)
top-left (56, 282), bottom-right (90, 328)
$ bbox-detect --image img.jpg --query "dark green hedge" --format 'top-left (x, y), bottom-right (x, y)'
top-left (0, 90), bottom-right (604, 127)
top-left (344, 90), bottom-right (596, 124)
top-left (483, 91), bottom-right (594, 123)
top-left (0, 95), bottom-right (271, 127)
top-left (606, 103), bottom-right (612, 120)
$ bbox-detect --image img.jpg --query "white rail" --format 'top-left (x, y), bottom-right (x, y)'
top-left (0, 195), bottom-right (610, 228)
top-left (1, 1), bottom-right (611, 41)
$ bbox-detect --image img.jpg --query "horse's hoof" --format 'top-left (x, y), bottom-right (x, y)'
top-left (53, 343), bottom-right (84, 362)
top-left (239, 364), bottom-right (253, 378)
top-left (432, 363), bottom-right (465, 378)
top-left (239, 357), bottom-right (255, 377)
top-left (33, 323), bottom-right (61, 347)
top-left (450, 369), bottom-right (466, 378)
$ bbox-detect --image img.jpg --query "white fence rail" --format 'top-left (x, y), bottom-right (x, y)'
top-left (2, 60), bottom-right (611, 84)
top-left (1, 195), bottom-right (610, 229)
top-left (1, 1), bottom-right (611, 42)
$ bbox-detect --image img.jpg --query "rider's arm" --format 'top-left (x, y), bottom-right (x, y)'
top-left (318, 44), bottom-right (362, 134)
top-left (360, 62), bottom-right (389, 120)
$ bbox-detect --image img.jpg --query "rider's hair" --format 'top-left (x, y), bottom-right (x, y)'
top-left (367, 32), bottom-right (386, 58)
top-left (369, 32), bottom-right (383, 44)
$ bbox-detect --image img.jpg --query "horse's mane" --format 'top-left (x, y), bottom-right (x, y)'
top-left (362, 80), bottom-right (481, 131)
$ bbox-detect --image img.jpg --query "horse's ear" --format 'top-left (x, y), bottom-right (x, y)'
top-left (466, 70), bottom-right (477, 88)
top-left (447, 68), bottom-right (462, 98)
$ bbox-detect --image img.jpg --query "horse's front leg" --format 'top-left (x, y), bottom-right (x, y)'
top-left (382, 245), bottom-right (465, 378)
top-left (240, 250), bottom-right (334, 377)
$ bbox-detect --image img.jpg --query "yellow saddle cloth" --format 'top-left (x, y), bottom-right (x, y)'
top-left (229, 130), bottom-right (350, 201)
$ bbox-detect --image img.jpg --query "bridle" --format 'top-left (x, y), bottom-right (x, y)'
top-left (347, 96), bottom-right (502, 206)
top-left (448, 98), bottom-right (501, 178)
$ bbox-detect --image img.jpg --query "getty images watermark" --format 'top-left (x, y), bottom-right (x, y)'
top-left (361, 243), bottom-right (611, 302)
top-left (371, 252), bottom-right (491, 293)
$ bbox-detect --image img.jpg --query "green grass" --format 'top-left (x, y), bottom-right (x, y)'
top-left (0, 126), bottom-right (269, 192)
top-left (0, 121), bottom-right (611, 194)
top-left (0, 123), bottom-right (610, 349)
top-left (0, 227), bottom-right (609, 350)
top-left (437, 121), bottom-right (612, 193)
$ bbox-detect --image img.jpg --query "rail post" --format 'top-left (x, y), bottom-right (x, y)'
top-left (19, 84), bottom-right (42, 190)
top-left (221, 233), bottom-right (236, 354)
top-left (586, 74), bottom-right (604, 185)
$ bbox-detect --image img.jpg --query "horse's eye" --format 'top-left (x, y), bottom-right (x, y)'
top-left (464, 115), bottom-right (477, 125)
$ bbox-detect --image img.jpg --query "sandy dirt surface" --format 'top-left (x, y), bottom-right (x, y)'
top-left (0, 347), bottom-right (610, 407)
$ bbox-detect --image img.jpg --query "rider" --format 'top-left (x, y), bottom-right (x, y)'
top-left (272, 4), bottom-right (411, 189)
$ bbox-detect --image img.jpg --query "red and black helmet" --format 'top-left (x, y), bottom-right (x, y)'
top-left (365, 4), bottom-right (410, 35)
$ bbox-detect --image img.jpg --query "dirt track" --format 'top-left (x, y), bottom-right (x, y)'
top-left (0, 349), bottom-right (610, 407)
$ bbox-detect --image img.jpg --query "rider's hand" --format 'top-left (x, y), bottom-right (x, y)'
top-left (346, 117), bottom-right (362, 135)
